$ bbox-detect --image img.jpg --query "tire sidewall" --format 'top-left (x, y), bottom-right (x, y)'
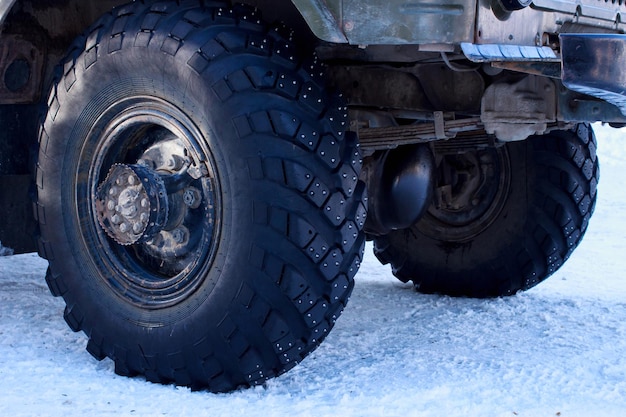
top-left (383, 140), bottom-right (532, 295)
top-left (40, 40), bottom-right (261, 348)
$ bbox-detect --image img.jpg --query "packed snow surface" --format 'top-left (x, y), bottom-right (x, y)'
top-left (1, 125), bottom-right (625, 417)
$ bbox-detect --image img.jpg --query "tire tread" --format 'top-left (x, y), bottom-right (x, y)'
top-left (37, 0), bottom-right (364, 392)
top-left (373, 124), bottom-right (598, 297)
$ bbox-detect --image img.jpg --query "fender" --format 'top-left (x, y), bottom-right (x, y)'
top-left (0, 0), bottom-right (16, 25)
top-left (290, 0), bottom-right (475, 45)
top-left (290, 0), bottom-right (347, 43)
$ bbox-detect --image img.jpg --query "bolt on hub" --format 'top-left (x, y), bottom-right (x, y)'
top-left (95, 164), bottom-right (169, 245)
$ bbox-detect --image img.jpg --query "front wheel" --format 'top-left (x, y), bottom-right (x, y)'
top-left (374, 124), bottom-right (599, 297)
top-left (36, 1), bottom-right (366, 391)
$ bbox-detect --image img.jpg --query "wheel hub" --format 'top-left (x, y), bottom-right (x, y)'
top-left (417, 146), bottom-right (511, 242)
top-left (95, 164), bottom-right (169, 245)
top-left (82, 98), bottom-right (220, 307)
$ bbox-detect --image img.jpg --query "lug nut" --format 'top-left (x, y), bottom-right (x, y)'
top-left (132, 222), bottom-right (143, 234)
top-left (172, 228), bottom-right (185, 244)
top-left (183, 187), bottom-right (202, 209)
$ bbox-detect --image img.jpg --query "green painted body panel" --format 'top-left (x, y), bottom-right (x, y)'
top-left (290, 0), bottom-right (475, 44)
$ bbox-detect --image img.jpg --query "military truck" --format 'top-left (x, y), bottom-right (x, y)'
top-left (0, 0), bottom-right (620, 391)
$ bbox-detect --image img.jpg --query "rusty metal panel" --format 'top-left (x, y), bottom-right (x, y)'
top-left (290, 0), bottom-right (347, 42)
top-left (476, 0), bottom-right (625, 47)
top-left (475, 0), bottom-right (561, 46)
top-left (291, 0), bottom-right (476, 45)
top-left (342, 0), bottom-right (476, 44)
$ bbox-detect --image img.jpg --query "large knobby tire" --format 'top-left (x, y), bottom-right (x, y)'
top-left (373, 124), bottom-right (598, 297)
top-left (35, 1), bottom-right (366, 391)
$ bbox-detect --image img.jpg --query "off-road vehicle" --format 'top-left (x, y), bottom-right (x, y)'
top-left (0, 0), bottom-right (620, 391)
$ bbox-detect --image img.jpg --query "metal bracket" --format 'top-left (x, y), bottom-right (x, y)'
top-left (481, 76), bottom-right (557, 141)
top-left (434, 111), bottom-right (448, 140)
top-left (461, 43), bottom-right (559, 63)
top-left (0, 35), bottom-right (44, 104)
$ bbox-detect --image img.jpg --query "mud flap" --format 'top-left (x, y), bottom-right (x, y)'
top-left (561, 33), bottom-right (626, 117)
top-left (0, 175), bottom-right (36, 254)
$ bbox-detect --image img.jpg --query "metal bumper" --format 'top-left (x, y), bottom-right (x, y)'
top-left (561, 34), bottom-right (626, 117)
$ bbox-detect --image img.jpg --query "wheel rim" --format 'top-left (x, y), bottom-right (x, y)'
top-left (77, 96), bottom-right (220, 309)
top-left (417, 146), bottom-right (511, 242)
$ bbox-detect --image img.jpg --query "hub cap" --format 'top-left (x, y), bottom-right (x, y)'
top-left (96, 164), bottom-right (169, 245)
top-left (79, 97), bottom-right (220, 309)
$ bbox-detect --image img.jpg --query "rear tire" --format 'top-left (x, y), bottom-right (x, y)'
top-left (36, 1), bottom-right (365, 391)
top-left (373, 124), bottom-right (599, 297)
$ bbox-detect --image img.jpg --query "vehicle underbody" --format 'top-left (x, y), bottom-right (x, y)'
top-left (0, 0), bottom-right (620, 391)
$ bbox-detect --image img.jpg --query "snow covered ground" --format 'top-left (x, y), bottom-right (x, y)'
top-left (1, 124), bottom-right (625, 417)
